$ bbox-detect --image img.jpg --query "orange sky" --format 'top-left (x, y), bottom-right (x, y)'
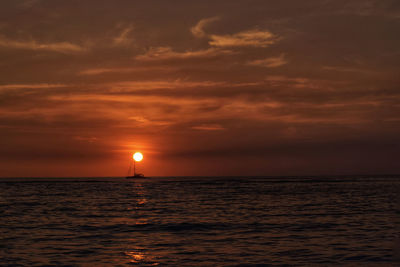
top-left (0, 0), bottom-right (399, 177)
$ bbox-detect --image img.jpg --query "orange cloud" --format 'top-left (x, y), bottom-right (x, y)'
top-left (0, 83), bottom-right (67, 90)
top-left (0, 36), bottom-right (86, 53)
top-left (247, 54), bottom-right (287, 68)
top-left (78, 66), bottom-right (174, 75)
top-left (192, 124), bottom-right (225, 131)
top-left (135, 46), bottom-right (233, 61)
top-left (191, 18), bottom-right (279, 49)
top-left (107, 80), bottom-right (226, 91)
top-left (191, 16), bottom-right (220, 38)
top-left (113, 25), bottom-right (134, 46)
top-left (209, 29), bottom-right (279, 47)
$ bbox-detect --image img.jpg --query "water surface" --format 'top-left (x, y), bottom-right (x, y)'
top-left (1, 176), bottom-right (399, 266)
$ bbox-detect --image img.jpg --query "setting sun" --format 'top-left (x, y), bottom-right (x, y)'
top-left (133, 152), bottom-right (143, 162)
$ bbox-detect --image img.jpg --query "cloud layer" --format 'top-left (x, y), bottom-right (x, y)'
top-left (0, 0), bottom-right (399, 176)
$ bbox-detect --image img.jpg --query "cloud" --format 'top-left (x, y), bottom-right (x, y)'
top-left (192, 124), bottom-right (225, 131)
top-left (191, 17), bottom-right (279, 48)
top-left (135, 46), bottom-right (233, 61)
top-left (128, 116), bottom-right (172, 127)
top-left (79, 67), bottom-right (138, 75)
top-left (247, 54), bottom-right (287, 68)
top-left (209, 29), bottom-right (279, 47)
top-left (113, 25), bottom-right (134, 46)
top-left (78, 65), bottom-right (180, 76)
top-left (191, 16), bottom-right (220, 38)
top-left (0, 83), bottom-right (66, 90)
top-left (107, 80), bottom-right (226, 91)
top-left (74, 136), bottom-right (98, 143)
top-left (0, 36), bottom-right (86, 53)
top-left (79, 67), bottom-right (174, 75)
top-left (322, 65), bottom-right (377, 74)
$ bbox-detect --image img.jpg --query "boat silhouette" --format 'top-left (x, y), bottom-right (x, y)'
top-left (126, 154), bottom-right (147, 179)
top-left (126, 173), bottom-right (145, 179)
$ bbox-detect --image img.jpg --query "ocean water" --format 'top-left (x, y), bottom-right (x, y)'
top-left (0, 176), bottom-right (399, 266)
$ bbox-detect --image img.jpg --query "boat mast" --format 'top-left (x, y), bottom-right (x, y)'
top-left (127, 162), bottom-right (132, 176)
top-left (133, 159), bottom-right (136, 176)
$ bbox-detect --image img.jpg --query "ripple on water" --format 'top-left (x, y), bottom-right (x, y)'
top-left (0, 176), bottom-right (399, 266)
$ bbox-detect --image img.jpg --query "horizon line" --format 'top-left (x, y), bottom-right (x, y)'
top-left (0, 174), bottom-right (399, 179)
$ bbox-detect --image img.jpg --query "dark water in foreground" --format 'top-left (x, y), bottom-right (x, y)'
top-left (0, 176), bottom-right (399, 266)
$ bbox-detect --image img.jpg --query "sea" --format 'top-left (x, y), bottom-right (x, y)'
top-left (0, 176), bottom-right (399, 266)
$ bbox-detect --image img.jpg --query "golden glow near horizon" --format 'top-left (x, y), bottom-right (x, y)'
top-left (133, 152), bottom-right (143, 162)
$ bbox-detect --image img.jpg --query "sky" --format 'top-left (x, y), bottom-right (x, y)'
top-left (0, 0), bottom-right (399, 177)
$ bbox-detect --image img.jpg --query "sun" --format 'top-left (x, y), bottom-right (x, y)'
top-left (133, 152), bottom-right (143, 162)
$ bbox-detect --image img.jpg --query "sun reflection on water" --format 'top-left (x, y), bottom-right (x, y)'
top-left (121, 183), bottom-right (159, 265)
top-left (125, 251), bottom-right (144, 262)
top-left (133, 182), bottom-right (148, 207)
top-left (124, 251), bottom-right (159, 266)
